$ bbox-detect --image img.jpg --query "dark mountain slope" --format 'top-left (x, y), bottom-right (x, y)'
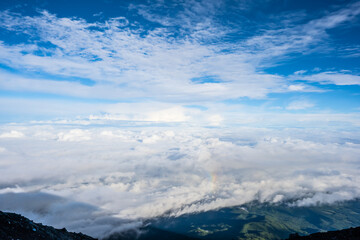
top-left (286, 226), bottom-right (360, 240)
top-left (0, 210), bottom-right (200, 240)
top-left (0, 211), bottom-right (96, 240)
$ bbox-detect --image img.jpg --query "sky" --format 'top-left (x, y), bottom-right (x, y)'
top-left (0, 0), bottom-right (360, 238)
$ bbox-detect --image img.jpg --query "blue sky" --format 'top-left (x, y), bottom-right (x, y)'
top-left (0, 0), bottom-right (360, 126)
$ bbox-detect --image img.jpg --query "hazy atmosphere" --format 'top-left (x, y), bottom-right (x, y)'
top-left (0, 0), bottom-right (360, 238)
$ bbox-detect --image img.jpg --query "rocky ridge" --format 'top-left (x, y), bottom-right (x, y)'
top-left (0, 211), bottom-right (96, 240)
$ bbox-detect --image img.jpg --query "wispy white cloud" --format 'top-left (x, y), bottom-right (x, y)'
top-left (286, 99), bottom-right (315, 110)
top-left (296, 72), bottom-right (360, 85)
top-left (287, 83), bottom-right (324, 92)
top-left (1, 2), bottom-right (358, 104)
top-left (294, 70), bottom-right (307, 75)
top-left (243, 1), bottom-right (360, 62)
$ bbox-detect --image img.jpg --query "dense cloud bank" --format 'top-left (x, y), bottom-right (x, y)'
top-left (1, 123), bottom-right (360, 237)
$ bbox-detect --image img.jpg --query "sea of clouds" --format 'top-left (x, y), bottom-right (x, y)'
top-left (1, 123), bottom-right (360, 238)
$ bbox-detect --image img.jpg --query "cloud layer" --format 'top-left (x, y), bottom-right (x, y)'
top-left (1, 123), bottom-right (360, 237)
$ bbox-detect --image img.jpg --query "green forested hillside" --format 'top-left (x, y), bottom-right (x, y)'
top-left (149, 200), bottom-right (360, 240)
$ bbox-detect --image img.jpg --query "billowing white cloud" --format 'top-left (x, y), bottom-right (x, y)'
top-left (57, 129), bottom-right (91, 142)
top-left (0, 130), bottom-right (24, 138)
top-left (0, 123), bottom-right (360, 238)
